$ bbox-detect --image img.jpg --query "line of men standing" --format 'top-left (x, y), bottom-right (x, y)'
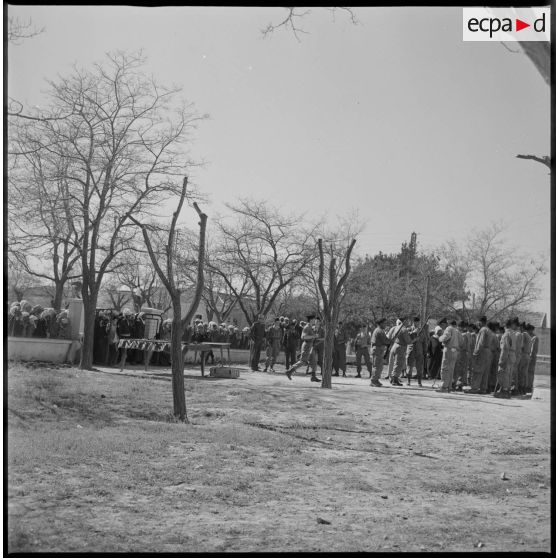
top-left (433, 316), bottom-right (538, 398)
top-left (248, 312), bottom-right (539, 397)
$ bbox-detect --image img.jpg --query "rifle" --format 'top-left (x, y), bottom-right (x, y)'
top-left (415, 315), bottom-right (432, 340)
top-left (383, 321), bottom-right (405, 362)
top-left (383, 315), bottom-right (431, 362)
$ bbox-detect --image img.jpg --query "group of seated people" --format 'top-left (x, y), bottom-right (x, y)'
top-left (7, 300), bottom-right (71, 339)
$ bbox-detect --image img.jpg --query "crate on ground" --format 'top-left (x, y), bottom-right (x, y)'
top-left (209, 366), bottom-right (241, 379)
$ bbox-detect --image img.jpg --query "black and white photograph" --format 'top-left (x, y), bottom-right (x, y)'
top-left (6, 5), bottom-right (553, 553)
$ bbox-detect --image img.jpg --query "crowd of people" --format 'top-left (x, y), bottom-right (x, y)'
top-left (91, 309), bottom-right (251, 367)
top-left (7, 301), bottom-right (71, 339)
top-left (248, 313), bottom-right (539, 398)
top-left (10, 299), bottom-right (539, 398)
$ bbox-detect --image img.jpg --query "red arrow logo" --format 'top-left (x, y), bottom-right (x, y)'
top-left (516, 18), bottom-right (530, 31)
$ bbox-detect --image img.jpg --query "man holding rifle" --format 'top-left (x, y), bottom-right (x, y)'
top-left (386, 317), bottom-right (414, 386)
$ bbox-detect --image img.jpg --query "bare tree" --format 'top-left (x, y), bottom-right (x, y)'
top-left (449, 222), bottom-right (546, 320)
top-left (8, 51), bottom-right (206, 369)
top-left (101, 277), bottom-right (132, 312)
top-left (516, 154), bottom-right (551, 170)
top-left (208, 199), bottom-right (318, 324)
top-left (180, 239), bottom-right (249, 323)
top-left (262, 7), bottom-right (358, 41)
top-left (111, 247), bottom-right (172, 313)
top-left (317, 237), bottom-right (357, 389)
top-left (7, 257), bottom-right (35, 302)
top-left (130, 177), bottom-right (207, 422)
top-left (7, 16), bottom-right (45, 45)
top-left (8, 150), bottom-right (82, 310)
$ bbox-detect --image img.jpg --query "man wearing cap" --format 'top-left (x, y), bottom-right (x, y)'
top-left (387, 318), bottom-right (413, 386)
top-left (285, 315), bottom-right (320, 382)
top-left (467, 316), bottom-right (492, 394)
top-left (453, 321), bottom-right (469, 391)
top-left (264, 317), bottom-right (283, 373)
top-left (510, 317), bottom-right (523, 394)
top-left (249, 314), bottom-right (266, 372)
top-left (495, 319), bottom-right (515, 398)
top-left (435, 318), bottom-right (460, 393)
top-left (332, 321), bottom-right (349, 377)
top-left (516, 322), bottom-right (531, 395)
top-left (526, 324), bottom-right (538, 394)
top-left (406, 316), bottom-right (427, 387)
top-left (282, 319), bottom-right (299, 371)
top-left (427, 325), bottom-right (444, 380)
top-left (370, 318), bottom-right (390, 386)
top-left (353, 324), bottom-right (373, 379)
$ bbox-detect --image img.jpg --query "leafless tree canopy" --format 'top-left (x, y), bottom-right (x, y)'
top-left (8, 50), bottom-right (205, 368)
top-left (445, 222), bottom-right (547, 319)
top-left (7, 16), bottom-right (45, 45)
top-left (262, 7), bottom-right (358, 41)
top-left (208, 199), bottom-right (318, 324)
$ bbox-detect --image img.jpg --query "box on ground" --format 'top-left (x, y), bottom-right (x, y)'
top-left (209, 366), bottom-right (241, 379)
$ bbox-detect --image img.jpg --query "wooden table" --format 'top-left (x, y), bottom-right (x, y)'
top-left (117, 339), bottom-right (231, 376)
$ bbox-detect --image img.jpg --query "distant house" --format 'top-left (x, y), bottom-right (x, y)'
top-left (514, 311), bottom-right (547, 329)
top-left (515, 312), bottom-right (549, 356)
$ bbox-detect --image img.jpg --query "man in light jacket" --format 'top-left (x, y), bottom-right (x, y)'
top-left (435, 318), bottom-right (460, 393)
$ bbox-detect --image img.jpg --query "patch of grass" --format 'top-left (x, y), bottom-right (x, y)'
top-left (491, 444), bottom-right (547, 456)
top-left (7, 363), bottom-right (552, 553)
top-left (422, 475), bottom-right (509, 497)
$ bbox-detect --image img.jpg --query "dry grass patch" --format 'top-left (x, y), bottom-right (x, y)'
top-left (7, 363), bottom-right (552, 553)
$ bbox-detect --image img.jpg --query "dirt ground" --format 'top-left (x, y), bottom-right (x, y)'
top-left (7, 360), bottom-right (552, 552)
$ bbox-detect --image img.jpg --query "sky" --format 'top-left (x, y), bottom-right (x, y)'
top-left (7, 6), bottom-right (552, 314)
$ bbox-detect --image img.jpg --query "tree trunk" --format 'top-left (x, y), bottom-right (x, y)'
top-left (321, 318), bottom-right (335, 389)
top-left (80, 294), bottom-right (98, 370)
top-left (171, 298), bottom-right (188, 422)
top-left (53, 282), bottom-right (65, 311)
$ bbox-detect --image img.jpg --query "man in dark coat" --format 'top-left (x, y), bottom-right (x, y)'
top-left (282, 319), bottom-right (299, 371)
top-left (249, 314), bottom-right (266, 371)
top-left (332, 321), bottom-right (349, 377)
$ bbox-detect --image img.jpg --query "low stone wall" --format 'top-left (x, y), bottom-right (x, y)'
top-left (8, 337), bottom-right (74, 363)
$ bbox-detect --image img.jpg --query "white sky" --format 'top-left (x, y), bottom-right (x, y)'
top-left (7, 6), bottom-right (552, 314)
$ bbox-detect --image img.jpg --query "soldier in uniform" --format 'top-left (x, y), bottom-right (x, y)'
top-left (510, 317), bottom-right (523, 395)
top-left (516, 322), bottom-right (531, 395)
top-left (353, 324), bottom-right (372, 379)
top-left (370, 318), bottom-right (390, 387)
top-left (436, 319), bottom-right (460, 393)
top-left (495, 319), bottom-right (515, 399)
top-left (264, 317), bottom-right (283, 372)
top-left (468, 316), bottom-right (492, 394)
top-left (387, 318), bottom-right (414, 386)
top-left (406, 316), bottom-right (427, 387)
top-left (285, 315), bottom-right (320, 382)
top-left (332, 321), bottom-right (349, 377)
top-left (427, 326), bottom-right (443, 380)
top-left (282, 319), bottom-right (299, 371)
top-left (486, 322), bottom-right (501, 393)
top-left (249, 314), bottom-right (266, 372)
top-left (526, 324), bottom-right (538, 394)
top-left (453, 321), bottom-right (468, 391)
